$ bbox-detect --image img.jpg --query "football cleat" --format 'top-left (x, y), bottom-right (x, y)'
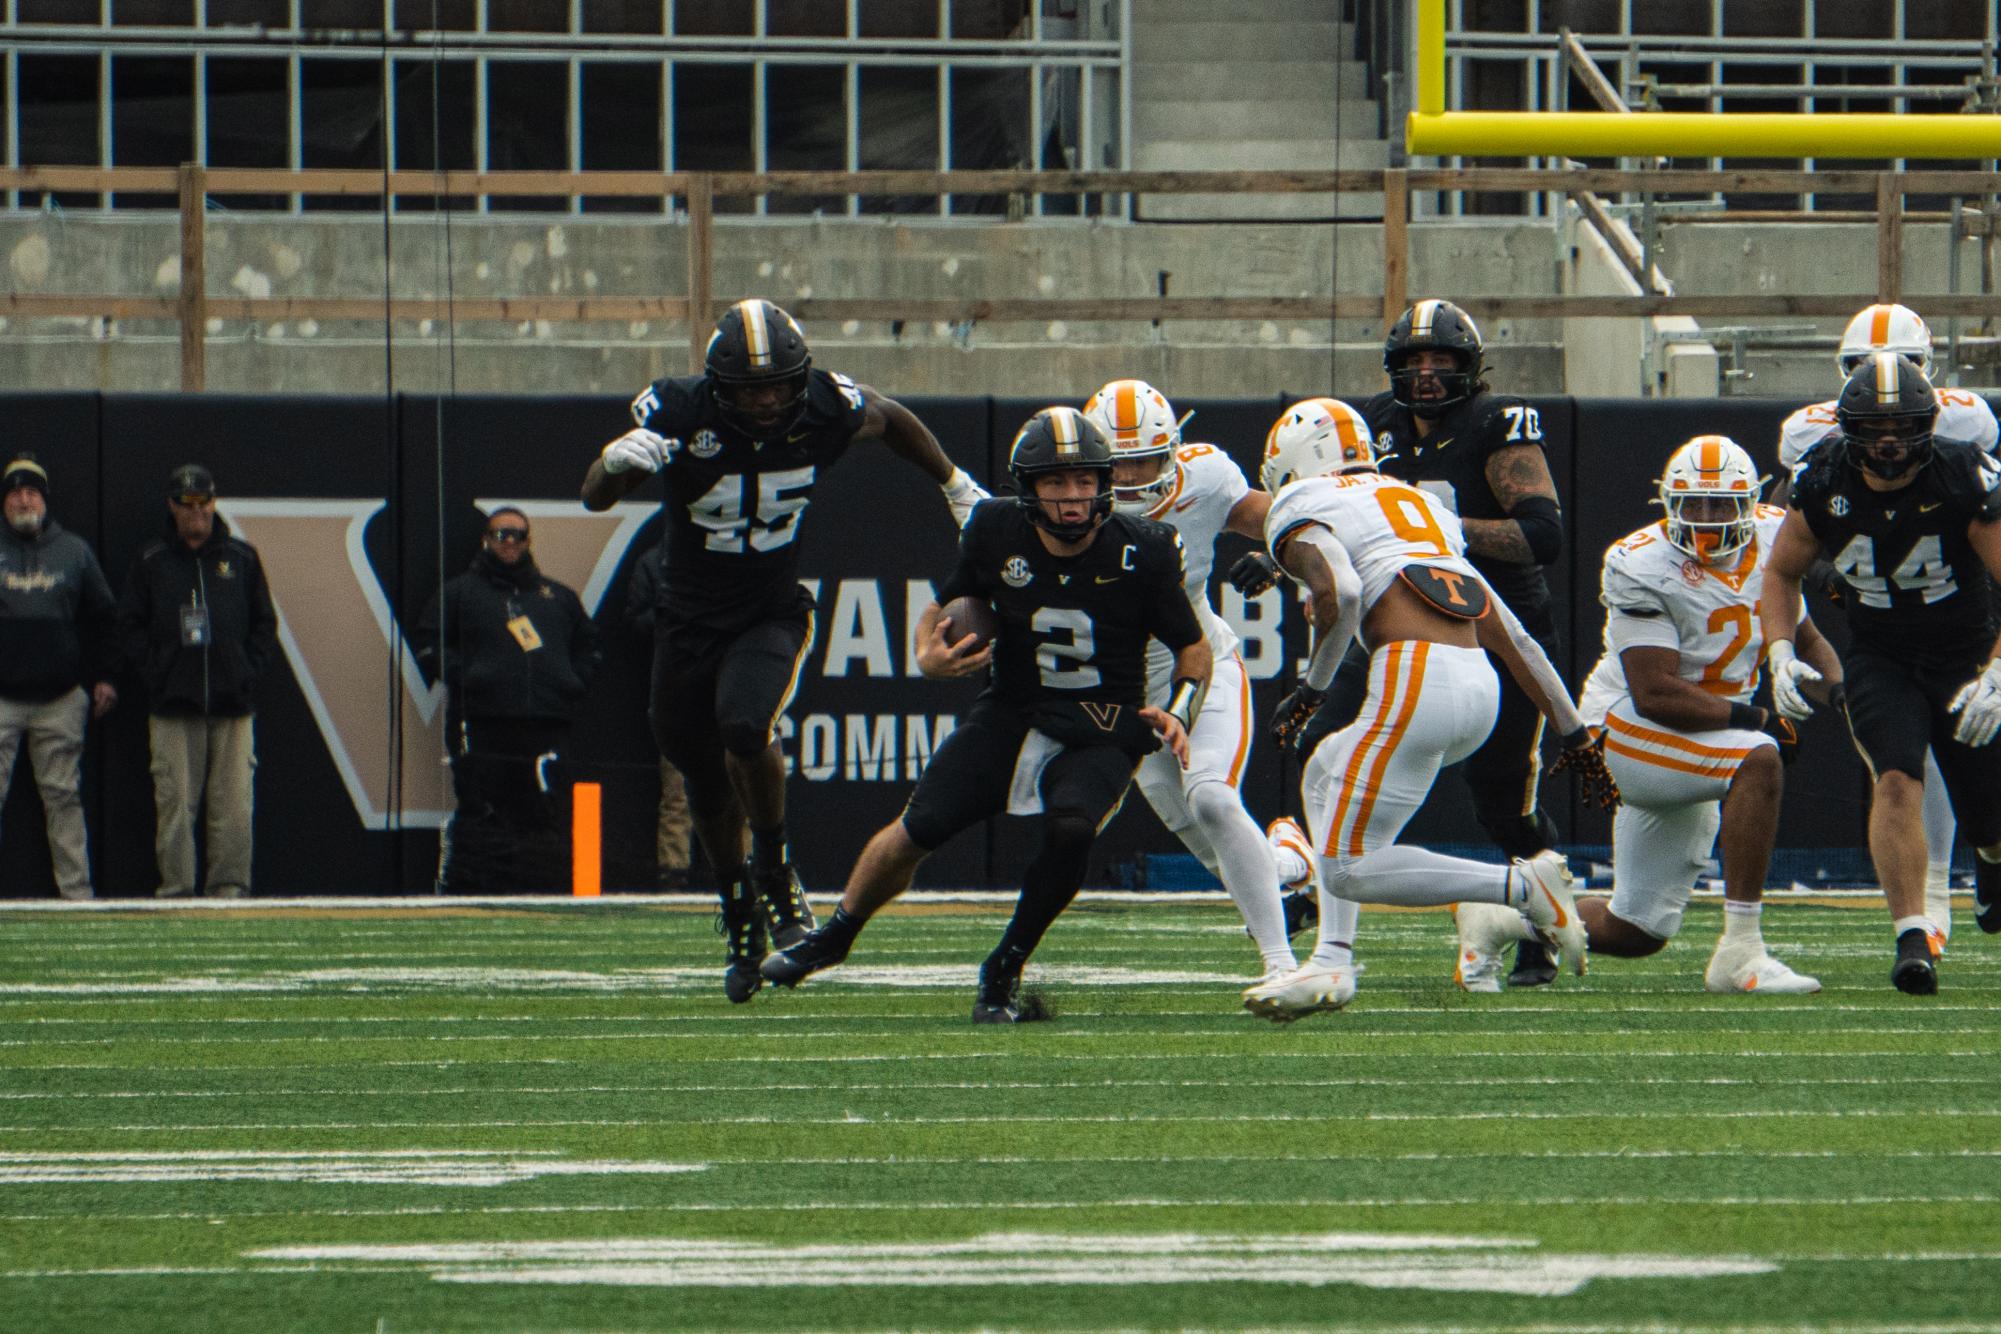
top-left (1704, 940), bottom-right (1821, 995)
top-left (1265, 816), bottom-right (1317, 890)
top-left (1507, 938), bottom-right (1560, 988)
top-left (1974, 853), bottom-right (2001, 935)
top-left (1453, 902), bottom-right (1520, 994)
top-left (1242, 964), bottom-right (1357, 1023)
top-left (1513, 850), bottom-right (1587, 975)
top-left (753, 862), bottom-right (817, 950)
top-left (1281, 893), bottom-right (1320, 940)
top-left (1891, 927), bottom-right (1939, 995)
top-left (716, 879), bottom-right (768, 1004)
top-left (758, 924), bottom-right (851, 988)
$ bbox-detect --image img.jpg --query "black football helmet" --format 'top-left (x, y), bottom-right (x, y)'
top-left (1008, 407), bottom-right (1115, 542)
top-left (1384, 298), bottom-right (1485, 418)
top-left (1837, 351), bottom-right (1938, 481)
top-left (705, 298), bottom-right (812, 440)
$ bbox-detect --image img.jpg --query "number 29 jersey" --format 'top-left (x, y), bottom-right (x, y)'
top-left (630, 368), bottom-right (867, 631)
top-left (935, 500), bottom-right (1203, 753)
top-left (1790, 437), bottom-right (2001, 663)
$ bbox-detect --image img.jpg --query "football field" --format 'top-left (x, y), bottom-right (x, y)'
top-left (1, 895), bottom-right (1996, 1333)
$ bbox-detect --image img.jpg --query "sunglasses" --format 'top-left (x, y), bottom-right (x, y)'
top-left (171, 494), bottom-right (215, 507)
top-left (487, 527), bottom-right (530, 543)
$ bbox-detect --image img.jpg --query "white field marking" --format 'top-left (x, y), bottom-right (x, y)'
top-left (8, 1072), bottom-right (1999, 1103)
top-left (0, 1149), bottom-right (707, 1187)
top-left (247, 1231), bottom-right (1771, 1297)
top-left (9, 1106), bottom-right (1998, 1135)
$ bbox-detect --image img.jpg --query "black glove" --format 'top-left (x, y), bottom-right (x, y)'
top-left (1760, 711), bottom-right (1799, 763)
top-left (1272, 683), bottom-right (1326, 748)
top-left (1811, 562), bottom-right (1850, 609)
top-left (1229, 552), bottom-right (1281, 597)
top-left (1549, 728), bottom-right (1621, 810)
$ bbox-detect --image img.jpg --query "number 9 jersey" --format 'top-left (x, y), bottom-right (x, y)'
top-left (1262, 469), bottom-right (1481, 613)
top-left (630, 368), bottom-right (867, 631)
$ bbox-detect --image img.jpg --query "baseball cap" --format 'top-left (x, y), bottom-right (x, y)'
top-left (167, 463), bottom-right (216, 501)
top-left (3, 454), bottom-right (49, 498)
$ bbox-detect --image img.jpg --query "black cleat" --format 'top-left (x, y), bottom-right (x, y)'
top-left (1891, 927), bottom-right (1939, 996)
top-left (760, 926), bottom-right (851, 988)
top-left (972, 949), bottom-right (1046, 1024)
top-left (717, 880), bottom-right (768, 1004)
top-left (1975, 855), bottom-right (2001, 935)
top-left (753, 862), bottom-right (817, 949)
top-left (1508, 937), bottom-right (1560, 988)
top-left (1282, 891), bottom-right (1319, 939)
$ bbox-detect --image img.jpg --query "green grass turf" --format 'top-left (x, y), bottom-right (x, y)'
top-left (1, 896), bottom-right (1997, 1332)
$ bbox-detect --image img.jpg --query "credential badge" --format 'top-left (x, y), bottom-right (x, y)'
top-left (689, 429), bottom-right (722, 459)
top-left (1001, 556), bottom-right (1032, 588)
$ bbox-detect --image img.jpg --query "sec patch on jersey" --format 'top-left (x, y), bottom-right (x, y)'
top-left (940, 595), bottom-right (1001, 650)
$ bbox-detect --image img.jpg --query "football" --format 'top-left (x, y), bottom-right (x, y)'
top-left (939, 595), bottom-right (1001, 651)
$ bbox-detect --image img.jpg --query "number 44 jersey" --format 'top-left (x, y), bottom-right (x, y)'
top-left (631, 368), bottom-right (867, 631)
top-left (1791, 437), bottom-right (2001, 663)
top-left (1577, 506), bottom-right (1793, 725)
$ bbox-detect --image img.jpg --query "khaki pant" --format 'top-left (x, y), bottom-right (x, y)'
top-left (0, 688), bottom-right (93, 900)
top-left (149, 713), bottom-right (257, 899)
top-left (657, 757), bottom-right (691, 874)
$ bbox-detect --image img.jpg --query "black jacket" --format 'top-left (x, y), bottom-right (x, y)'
top-left (118, 515), bottom-right (279, 718)
top-left (0, 518), bottom-right (119, 703)
top-left (415, 550), bottom-right (601, 727)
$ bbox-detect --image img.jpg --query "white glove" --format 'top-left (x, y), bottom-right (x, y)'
top-left (1767, 639), bottom-right (1821, 722)
top-left (941, 467), bottom-right (990, 528)
top-left (1949, 659), bottom-right (2001, 747)
top-left (600, 428), bottom-right (672, 475)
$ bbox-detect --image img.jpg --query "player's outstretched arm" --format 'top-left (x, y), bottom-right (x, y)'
top-left (1267, 527), bottom-right (1361, 745)
top-left (1471, 577), bottom-right (1584, 740)
top-left (855, 385), bottom-right (988, 524)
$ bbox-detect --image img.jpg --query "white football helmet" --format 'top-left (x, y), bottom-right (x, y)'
top-left (1657, 434), bottom-right (1765, 563)
top-left (1838, 303), bottom-right (1932, 379)
top-left (1260, 397), bottom-right (1376, 495)
top-left (1082, 378), bottom-right (1182, 514)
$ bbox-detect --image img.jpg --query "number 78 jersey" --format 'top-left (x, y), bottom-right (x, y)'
top-left (1263, 470), bottom-right (1482, 613)
top-left (1578, 507), bottom-right (1790, 724)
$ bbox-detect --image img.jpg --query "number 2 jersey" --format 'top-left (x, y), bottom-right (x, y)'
top-left (1790, 438), bottom-right (2001, 664)
top-left (629, 368), bottom-right (867, 631)
top-left (935, 499), bottom-right (1203, 754)
top-left (1261, 469), bottom-right (1482, 621)
top-left (1577, 506), bottom-right (1794, 726)
top-left (1132, 442), bottom-right (1247, 696)
top-left (1361, 389), bottom-right (1554, 619)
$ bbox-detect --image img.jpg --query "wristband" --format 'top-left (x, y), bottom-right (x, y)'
top-left (1166, 676), bottom-right (1203, 733)
top-left (1727, 702), bottom-right (1766, 732)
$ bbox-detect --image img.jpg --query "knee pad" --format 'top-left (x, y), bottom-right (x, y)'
top-left (1184, 777), bottom-right (1240, 830)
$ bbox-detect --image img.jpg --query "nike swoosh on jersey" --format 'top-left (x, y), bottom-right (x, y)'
top-left (1920, 501), bottom-right (1942, 512)
top-left (1094, 575), bottom-right (1121, 584)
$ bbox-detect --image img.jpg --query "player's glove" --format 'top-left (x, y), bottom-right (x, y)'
top-left (940, 467), bottom-right (990, 528)
top-left (1766, 639), bottom-right (1821, 722)
top-left (1814, 566), bottom-right (1851, 610)
top-left (1550, 727), bottom-right (1620, 810)
top-left (601, 428), bottom-right (672, 475)
top-left (1949, 659), bottom-right (2001, 747)
top-left (1228, 552), bottom-right (1282, 597)
top-left (1272, 683), bottom-right (1325, 748)
top-left (1761, 712), bottom-right (1799, 764)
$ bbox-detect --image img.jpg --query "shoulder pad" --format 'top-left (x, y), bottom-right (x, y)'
top-left (630, 375), bottom-right (703, 431)
top-left (806, 368), bottom-right (869, 425)
top-left (1776, 401), bottom-right (1839, 470)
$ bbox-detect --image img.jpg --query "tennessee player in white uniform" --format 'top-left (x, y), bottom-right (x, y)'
top-left (1774, 303), bottom-right (1999, 944)
top-left (1457, 437), bottom-right (1842, 993)
top-left (1082, 379), bottom-right (1299, 981)
top-left (1240, 399), bottom-right (1617, 1021)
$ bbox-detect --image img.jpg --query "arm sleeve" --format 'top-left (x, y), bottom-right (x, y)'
top-left (1483, 572), bottom-right (1585, 737)
top-left (1290, 526), bottom-right (1363, 691)
top-left (1142, 532), bottom-right (1204, 651)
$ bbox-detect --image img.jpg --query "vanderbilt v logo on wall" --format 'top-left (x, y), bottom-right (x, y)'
top-left (222, 499), bottom-right (653, 830)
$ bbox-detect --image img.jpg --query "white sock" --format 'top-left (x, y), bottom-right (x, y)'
top-left (1893, 913), bottom-right (1937, 942)
top-left (1924, 863), bottom-right (1953, 943)
top-left (1186, 785), bottom-right (1296, 972)
top-left (1329, 845), bottom-right (1513, 907)
top-left (1721, 899), bottom-right (1763, 947)
top-left (1307, 884), bottom-right (1361, 971)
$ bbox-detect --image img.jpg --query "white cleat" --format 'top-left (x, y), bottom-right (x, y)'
top-left (1243, 964), bottom-right (1357, 1023)
top-left (1265, 816), bottom-right (1318, 892)
top-left (1453, 902), bottom-right (1518, 993)
top-left (1513, 850), bottom-right (1587, 976)
top-left (1704, 941), bottom-right (1821, 994)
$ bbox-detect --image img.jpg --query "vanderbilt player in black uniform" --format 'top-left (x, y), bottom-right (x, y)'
top-left (1763, 353), bottom-right (2001, 994)
top-left (761, 408), bottom-right (1211, 1022)
top-left (582, 299), bottom-right (988, 1003)
top-left (1234, 297), bottom-right (1570, 983)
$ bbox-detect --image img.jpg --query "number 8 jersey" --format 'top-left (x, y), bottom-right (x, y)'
top-left (630, 368), bottom-right (867, 631)
top-left (1790, 437), bottom-right (2001, 662)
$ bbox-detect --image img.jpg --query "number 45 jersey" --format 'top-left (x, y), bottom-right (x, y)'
top-left (1790, 437), bottom-right (2001, 663)
top-left (631, 368), bottom-right (867, 631)
top-left (1578, 506), bottom-right (1792, 726)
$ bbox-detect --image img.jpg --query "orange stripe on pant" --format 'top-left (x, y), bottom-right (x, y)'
top-left (1602, 732), bottom-right (1746, 780)
top-left (1604, 709), bottom-right (1757, 763)
top-left (1346, 642), bottom-right (1429, 856)
top-left (1225, 652), bottom-right (1253, 788)
top-left (1324, 643), bottom-right (1409, 856)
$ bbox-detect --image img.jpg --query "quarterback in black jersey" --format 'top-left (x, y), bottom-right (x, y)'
top-left (761, 408), bottom-right (1211, 1022)
top-left (1250, 298), bottom-right (1569, 984)
top-left (582, 299), bottom-right (988, 1003)
top-left (1763, 353), bottom-right (2001, 995)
